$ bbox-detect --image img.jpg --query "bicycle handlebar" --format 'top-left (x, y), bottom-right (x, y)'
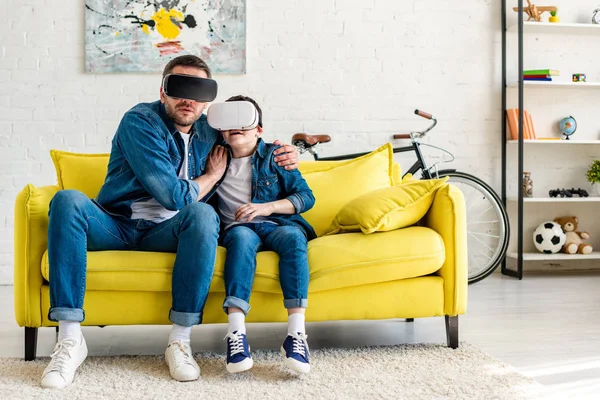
top-left (393, 134), bottom-right (412, 139)
top-left (415, 109), bottom-right (433, 120)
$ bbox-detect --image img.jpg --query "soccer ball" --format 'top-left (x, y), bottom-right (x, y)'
top-left (533, 221), bottom-right (566, 254)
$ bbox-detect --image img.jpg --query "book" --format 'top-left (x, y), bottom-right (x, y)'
top-left (524, 69), bottom-right (560, 76)
top-left (525, 110), bottom-right (536, 139)
top-left (523, 74), bottom-right (551, 79)
top-left (506, 108), bottom-right (536, 140)
top-left (524, 77), bottom-right (552, 81)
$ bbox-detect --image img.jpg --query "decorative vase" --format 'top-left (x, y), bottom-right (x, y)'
top-left (522, 172), bottom-right (533, 198)
top-left (549, 16), bottom-right (560, 23)
top-left (592, 182), bottom-right (600, 197)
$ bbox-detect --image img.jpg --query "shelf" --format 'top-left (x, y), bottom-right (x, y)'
top-left (507, 252), bottom-right (600, 261)
top-left (508, 81), bottom-right (600, 89)
top-left (508, 21), bottom-right (600, 35)
top-left (507, 139), bottom-right (600, 144)
top-left (507, 197), bottom-right (600, 203)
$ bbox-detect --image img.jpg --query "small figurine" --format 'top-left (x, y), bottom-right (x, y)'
top-left (513, 0), bottom-right (557, 22)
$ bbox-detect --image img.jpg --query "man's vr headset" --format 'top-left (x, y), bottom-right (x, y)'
top-left (162, 73), bottom-right (218, 102)
top-left (207, 101), bottom-right (261, 131)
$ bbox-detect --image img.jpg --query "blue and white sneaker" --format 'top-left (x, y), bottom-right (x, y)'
top-left (280, 332), bottom-right (310, 373)
top-left (224, 331), bottom-right (253, 373)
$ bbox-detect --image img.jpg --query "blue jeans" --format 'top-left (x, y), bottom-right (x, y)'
top-left (47, 190), bottom-right (219, 327)
top-left (221, 223), bottom-right (309, 315)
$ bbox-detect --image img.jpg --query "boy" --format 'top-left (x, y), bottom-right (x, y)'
top-left (210, 95), bottom-right (316, 374)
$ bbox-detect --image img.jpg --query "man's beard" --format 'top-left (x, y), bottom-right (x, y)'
top-left (165, 101), bottom-right (199, 127)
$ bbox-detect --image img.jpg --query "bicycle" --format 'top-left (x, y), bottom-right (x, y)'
top-left (292, 109), bottom-right (509, 284)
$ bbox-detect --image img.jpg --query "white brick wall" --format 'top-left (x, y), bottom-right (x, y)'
top-left (0, 0), bottom-right (516, 284)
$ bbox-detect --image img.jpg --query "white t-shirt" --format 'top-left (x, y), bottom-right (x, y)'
top-left (216, 156), bottom-right (271, 230)
top-left (130, 131), bottom-right (191, 223)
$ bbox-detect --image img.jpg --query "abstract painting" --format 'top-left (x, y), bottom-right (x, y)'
top-left (85, 0), bottom-right (246, 74)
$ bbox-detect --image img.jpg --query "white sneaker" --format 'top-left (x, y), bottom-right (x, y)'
top-left (41, 335), bottom-right (88, 389)
top-left (165, 340), bottom-right (200, 382)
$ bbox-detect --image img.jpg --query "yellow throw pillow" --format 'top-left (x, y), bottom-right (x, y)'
top-left (301, 143), bottom-right (395, 237)
top-left (299, 160), bottom-right (347, 175)
top-left (300, 157), bottom-right (402, 186)
top-left (401, 173), bottom-right (415, 183)
top-left (50, 150), bottom-right (110, 199)
top-left (392, 162), bottom-right (403, 184)
top-left (325, 177), bottom-right (449, 235)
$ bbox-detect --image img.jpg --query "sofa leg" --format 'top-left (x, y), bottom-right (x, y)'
top-left (25, 327), bottom-right (38, 361)
top-left (445, 315), bottom-right (458, 349)
top-left (405, 318), bottom-right (414, 322)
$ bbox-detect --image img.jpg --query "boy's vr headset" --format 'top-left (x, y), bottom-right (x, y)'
top-left (162, 73), bottom-right (218, 102)
top-left (207, 101), bottom-right (261, 131)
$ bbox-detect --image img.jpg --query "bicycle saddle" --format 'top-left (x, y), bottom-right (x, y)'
top-left (291, 133), bottom-right (332, 146)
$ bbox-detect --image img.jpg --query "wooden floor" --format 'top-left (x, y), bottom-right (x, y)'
top-left (2, 272), bottom-right (600, 395)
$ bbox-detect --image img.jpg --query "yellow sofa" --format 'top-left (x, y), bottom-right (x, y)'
top-left (14, 144), bottom-right (468, 360)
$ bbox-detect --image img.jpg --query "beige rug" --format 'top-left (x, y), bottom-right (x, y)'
top-left (0, 343), bottom-right (544, 400)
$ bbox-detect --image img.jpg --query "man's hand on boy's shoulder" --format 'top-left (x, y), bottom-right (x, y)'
top-left (273, 140), bottom-right (299, 170)
top-left (204, 145), bottom-right (228, 181)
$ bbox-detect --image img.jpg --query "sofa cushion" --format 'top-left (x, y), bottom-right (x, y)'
top-left (50, 150), bottom-right (109, 198)
top-left (41, 226), bottom-right (444, 294)
top-left (300, 143), bottom-right (395, 237)
top-left (325, 177), bottom-right (449, 235)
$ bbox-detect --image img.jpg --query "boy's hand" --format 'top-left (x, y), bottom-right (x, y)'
top-left (235, 203), bottom-right (273, 222)
top-left (205, 145), bottom-right (228, 181)
top-left (273, 140), bottom-right (299, 170)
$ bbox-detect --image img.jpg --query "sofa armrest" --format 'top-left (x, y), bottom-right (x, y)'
top-left (14, 184), bottom-right (59, 327)
top-left (422, 184), bottom-right (468, 316)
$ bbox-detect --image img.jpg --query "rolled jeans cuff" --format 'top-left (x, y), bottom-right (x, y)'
top-left (284, 298), bottom-right (308, 309)
top-left (48, 307), bottom-right (85, 323)
top-left (222, 296), bottom-right (251, 315)
top-left (169, 309), bottom-right (202, 327)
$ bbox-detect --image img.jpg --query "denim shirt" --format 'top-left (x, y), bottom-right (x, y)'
top-left (212, 139), bottom-right (317, 240)
top-left (96, 100), bottom-right (221, 218)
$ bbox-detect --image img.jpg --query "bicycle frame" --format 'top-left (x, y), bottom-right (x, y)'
top-left (304, 109), bottom-right (446, 179)
top-left (308, 140), bottom-right (438, 180)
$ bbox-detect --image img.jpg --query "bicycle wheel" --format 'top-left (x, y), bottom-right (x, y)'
top-left (435, 170), bottom-right (509, 284)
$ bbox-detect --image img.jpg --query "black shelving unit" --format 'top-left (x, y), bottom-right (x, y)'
top-left (501, 0), bottom-right (524, 280)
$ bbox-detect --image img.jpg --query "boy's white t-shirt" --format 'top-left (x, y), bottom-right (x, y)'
top-left (216, 155), bottom-right (272, 230)
top-left (130, 131), bottom-right (191, 223)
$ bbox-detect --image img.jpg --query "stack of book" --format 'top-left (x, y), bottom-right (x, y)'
top-left (506, 108), bottom-right (536, 140)
top-left (523, 69), bottom-right (560, 81)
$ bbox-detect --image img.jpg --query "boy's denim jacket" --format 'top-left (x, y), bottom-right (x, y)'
top-left (96, 100), bottom-right (221, 219)
top-left (211, 138), bottom-right (317, 240)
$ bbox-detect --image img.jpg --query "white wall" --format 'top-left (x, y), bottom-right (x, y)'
top-left (0, 0), bottom-right (508, 284)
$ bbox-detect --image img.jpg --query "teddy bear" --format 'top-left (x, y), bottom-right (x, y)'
top-left (553, 216), bottom-right (593, 254)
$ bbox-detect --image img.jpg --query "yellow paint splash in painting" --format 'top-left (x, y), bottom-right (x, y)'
top-left (151, 8), bottom-right (184, 40)
top-left (142, 24), bottom-right (150, 35)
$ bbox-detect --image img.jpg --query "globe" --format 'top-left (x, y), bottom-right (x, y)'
top-left (559, 116), bottom-right (577, 140)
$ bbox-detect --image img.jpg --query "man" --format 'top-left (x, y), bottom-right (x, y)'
top-left (41, 55), bottom-right (299, 389)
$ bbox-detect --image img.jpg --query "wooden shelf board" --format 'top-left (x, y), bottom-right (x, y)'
top-left (508, 21), bottom-right (600, 34)
top-left (507, 252), bottom-right (600, 261)
top-left (507, 197), bottom-right (600, 203)
top-left (508, 81), bottom-right (600, 89)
